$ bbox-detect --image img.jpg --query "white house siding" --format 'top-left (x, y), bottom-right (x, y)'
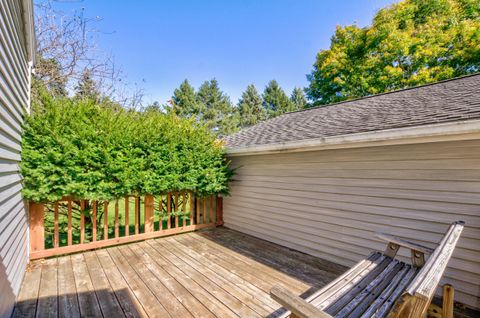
top-left (0, 1), bottom-right (32, 317)
top-left (224, 139), bottom-right (480, 308)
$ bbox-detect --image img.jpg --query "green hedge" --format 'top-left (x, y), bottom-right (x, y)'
top-left (21, 92), bottom-right (233, 202)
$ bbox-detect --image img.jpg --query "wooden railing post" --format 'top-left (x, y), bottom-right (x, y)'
top-left (29, 202), bottom-right (45, 254)
top-left (144, 194), bottom-right (154, 233)
top-left (216, 195), bottom-right (223, 226)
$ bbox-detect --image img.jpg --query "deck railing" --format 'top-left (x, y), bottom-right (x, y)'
top-left (29, 192), bottom-right (223, 259)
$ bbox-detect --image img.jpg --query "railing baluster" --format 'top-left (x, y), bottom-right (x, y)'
top-left (167, 193), bottom-right (171, 229)
top-left (54, 202), bottom-right (59, 248)
top-left (80, 200), bottom-right (85, 244)
top-left (115, 200), bottom-right (119, 238)
top-left (203, 198), bottom-right (207, 224)
top-left (92, 201), bottom-right (97, 242)
top-left (182, 191), bottom-right (187, 228)
top-left (209, 195), bottom-right (214, 224)
top-left (216, 195), bottom-right (223, 226)
top-left (125, 197), bottom-right (129, 236)
top-left (190, 192), bottom-right (194, 225)
top-left (135, 196), bottom-right (139, 235)
top-left (174, 192), bottom-right (179, 228)
top-left (67, 199), bottom-right (72, 246)
top-left (196, 196), bottom-right (200, 224)
top-left (159, 195), bottom-right (163, 231)
top-left (103, 201), bottom-right (108, 240)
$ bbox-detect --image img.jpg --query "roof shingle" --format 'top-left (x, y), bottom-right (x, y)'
top-left (225, 74), bottom-right (480, 150)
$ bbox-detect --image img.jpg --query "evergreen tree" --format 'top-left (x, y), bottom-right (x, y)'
top-left (262, 80), bottom-right (293, 117)
top-left (171, 79), bottom-right (199, 118)
top-left (196, 79), bottom-right (239, 135)
top-left (290, 87), bottom-right (307, 110)
top-left (238, 84), bottom-right (266, 128)
top-left (75, 70), bottom-right (99, 101)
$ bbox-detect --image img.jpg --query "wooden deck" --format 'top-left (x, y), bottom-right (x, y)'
top-left (13, 227), bottom-right (346, 318)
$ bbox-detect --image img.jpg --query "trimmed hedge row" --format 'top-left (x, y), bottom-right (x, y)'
top-left (21, 93), bottom-right (233, 202)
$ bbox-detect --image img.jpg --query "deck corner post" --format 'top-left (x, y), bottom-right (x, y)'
top-left (144, 194), bottom-right (154, 232)
top-left (215, 195), bottom-right (223, 226)
top-left (29, 201), bottom-right (45, 254)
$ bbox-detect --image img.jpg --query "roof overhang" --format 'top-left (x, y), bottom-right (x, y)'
top-left (226, 119), bottom-right (480, 157)
top-left (21, 0), bottom-right (36, 65)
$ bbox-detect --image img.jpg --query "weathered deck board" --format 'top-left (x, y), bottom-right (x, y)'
top-left (14, 227), bottom-right (347, 317)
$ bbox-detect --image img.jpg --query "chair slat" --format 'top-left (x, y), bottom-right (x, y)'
top-left (370, 266), bottom-right (417, 318)
top-left (325, 257), bottom-right (391, 314)
top-left (343, 261), bottom-right (403, 318)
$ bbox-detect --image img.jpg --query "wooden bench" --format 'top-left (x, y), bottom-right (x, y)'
top-left (270, 221), bottom-right (465, 318)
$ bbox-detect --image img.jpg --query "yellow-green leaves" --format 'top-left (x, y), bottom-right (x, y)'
top-left (306, 0), bottom-right (480, 105)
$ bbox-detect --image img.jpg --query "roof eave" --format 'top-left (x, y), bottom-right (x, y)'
top-left (22, 0), bottom-right (36, 65)
top-left (226, 119), bottom-right (480, 157)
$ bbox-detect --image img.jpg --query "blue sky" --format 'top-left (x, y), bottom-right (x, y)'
top-left (48, 0), bottom-right (395, 105)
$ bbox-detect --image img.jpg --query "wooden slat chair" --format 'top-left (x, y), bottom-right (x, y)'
top-left (270, 221), bottom-right (465, 318)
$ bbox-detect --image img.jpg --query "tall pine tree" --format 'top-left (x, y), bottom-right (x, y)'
top-left (290, 87), bottom-right (307, 110)
top-left (171, 79), bottom-right (199, 118)
top-left (196, 79), bottom-right (239, 135)
top-left (238, 84), bottom-right (266, 128)
top-left (75, 70), bottom-right (99, 101)
top-left (262, 80), bottom-right (293, 117)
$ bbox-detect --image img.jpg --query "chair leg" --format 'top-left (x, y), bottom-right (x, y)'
top-left (442, 284), bottom-right (454, 318)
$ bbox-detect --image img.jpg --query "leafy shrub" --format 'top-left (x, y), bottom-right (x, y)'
top-left (21, 92), bottom-right (233, 202)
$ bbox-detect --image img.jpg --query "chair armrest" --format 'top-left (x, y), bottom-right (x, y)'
top-left (270, 285), bottom-right (333, 318)
top-left (375, 233), bottom-right (434, 254)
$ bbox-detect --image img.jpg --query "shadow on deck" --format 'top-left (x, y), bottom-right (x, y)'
top-left (13, 227), bottom-right (346, 318)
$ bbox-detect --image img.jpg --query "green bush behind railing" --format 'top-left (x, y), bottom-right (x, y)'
top-left (21, 91), bottom-right (233, 202)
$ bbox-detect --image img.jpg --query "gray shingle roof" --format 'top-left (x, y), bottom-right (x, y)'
top-left (225, 74), bottom-right (480, 150)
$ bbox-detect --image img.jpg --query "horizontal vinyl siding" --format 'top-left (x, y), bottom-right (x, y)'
top-left (0, 1), bottom-right (30, 317)
top-left (224, 139), bottom-right (480, 309)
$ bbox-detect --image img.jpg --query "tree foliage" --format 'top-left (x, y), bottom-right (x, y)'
top-left (306, 0), bottom-right (480, 105)
top-left (21, 90), bottom-right (233, 202)
top-left (188, 79), bottom-right (239, 136)
top-left (238, 84), bottom-right (266, 128)
top-left (262, 80), bottom-right (294, 117)
top-left (171, 79), bottom-right (200, 118)
top-left (75, 70), bottom-right (100, 101)
top-left (290, 87), bottom-right (307, 110)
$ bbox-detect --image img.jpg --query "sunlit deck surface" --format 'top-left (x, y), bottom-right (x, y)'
top-left (13, 227), bottom-right (346, 318)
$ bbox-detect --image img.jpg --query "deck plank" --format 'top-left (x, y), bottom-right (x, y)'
top-left (116, 244), bottom-right (194, 318)
top-left (36, 258), bottom-right (58, 318)
top-left (128, 243), bottom-right (215, 318)
top-left (83, 251), bottom-right (125, 317)
top-left (159, 236), bottom-right (270, 316)
top-left (141, 240), bottom-right (239, 318)
top-left (13, 261), bottom-right (42, 318)
top-left (57, 256), bottom-right (80, 318)
top-left (148, 239), bottom-right (257, 317)
top-left (95, 249), bottom-right (148, 318)
top-left (106, 246), bottom-right (171, 317)
top-left (184, 232), bottom-right (308, 294)
top-left (170, 235), bottom-right (280, 310)
top-left (71, 254), bottom-right (103, 318)
top-left (15, 228), bottom-right (349, 318)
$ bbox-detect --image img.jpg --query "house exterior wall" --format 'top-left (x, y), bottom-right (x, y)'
top-left (224, 139), bottom-right (480, 308)
top-left (0, 1), bottom-right (33, 317)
